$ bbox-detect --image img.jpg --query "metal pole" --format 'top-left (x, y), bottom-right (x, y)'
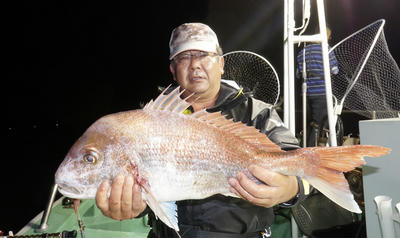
top-left (302, 81), bottom-right (307, 147)
top-left (287, 0), bottom-right (296, 135)
top-left (284, 2), bottom-right (300, 237)
top-left (316, 0), bottom-right (337, 146)
top-left (283, 0), bottom-right (289, 128)
top-left (35, 184), bottom-right (58, 232)
top-left (283, 0), bottom-right (297, 135)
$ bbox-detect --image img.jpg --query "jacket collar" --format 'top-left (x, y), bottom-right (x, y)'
top-left (210, 81), bottom-right (243, 110)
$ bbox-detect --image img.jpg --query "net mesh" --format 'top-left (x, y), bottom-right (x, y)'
top-left (330, 19), bottom-right (400, 119)
top-left (222, 51), bottom-right (280, 105)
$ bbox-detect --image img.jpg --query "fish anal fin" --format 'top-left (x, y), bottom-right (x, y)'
top-left (306, 176), bottom-right (362, 214)
top-left (315, 167), bottom-right (350, 192)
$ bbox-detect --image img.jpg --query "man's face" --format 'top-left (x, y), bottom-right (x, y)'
top-left (170, 50), bottom-right (224, 99)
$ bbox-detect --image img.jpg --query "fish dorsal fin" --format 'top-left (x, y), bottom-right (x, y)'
top-left (143, 85), bottom-right (192, 114)
top-left (192, 110), bottom-right (283, 152)
top-left (145, 85), bottom-right (282, 152)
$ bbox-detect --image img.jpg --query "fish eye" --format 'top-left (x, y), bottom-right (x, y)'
top-left (83, 151), bottom-right (98, 164)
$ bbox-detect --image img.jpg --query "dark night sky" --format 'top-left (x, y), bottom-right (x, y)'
top-left (3, 0), bottom-right (400, 233)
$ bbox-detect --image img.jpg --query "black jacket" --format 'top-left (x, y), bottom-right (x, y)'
top-left (147, 82), bottom-right (301, 238)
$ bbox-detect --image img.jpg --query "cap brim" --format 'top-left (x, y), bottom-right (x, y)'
top-left (169, 41), bottom-right (217, 60)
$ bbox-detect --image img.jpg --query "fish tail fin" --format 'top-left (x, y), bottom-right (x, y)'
top-left (304, 145), bottom-right (390, 213)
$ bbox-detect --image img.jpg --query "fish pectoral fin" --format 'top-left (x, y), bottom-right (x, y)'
top-left (158, 201), bottom-right (179, 228)
top-left (143, 186), bottom-right (180, 235)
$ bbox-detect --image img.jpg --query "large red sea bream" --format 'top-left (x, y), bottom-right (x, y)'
top-left (55, 86), bottom-right (390, 233)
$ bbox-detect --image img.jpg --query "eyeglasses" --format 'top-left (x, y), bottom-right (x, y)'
top-left (173, 51), bottom-right (219, 65)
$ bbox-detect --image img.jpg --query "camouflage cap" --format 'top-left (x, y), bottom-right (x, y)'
top-left (169, 23), bottom-right (220, 60)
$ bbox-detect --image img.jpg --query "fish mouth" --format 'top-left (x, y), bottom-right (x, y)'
top-left (57, 183), bottom-right (86, 199)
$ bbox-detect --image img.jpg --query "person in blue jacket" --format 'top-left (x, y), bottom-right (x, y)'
top-left (296, 27), bottom-right (339, 147)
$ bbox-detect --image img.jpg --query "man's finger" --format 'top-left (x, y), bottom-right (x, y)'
top-left (229, 177), bottom-right (273, 207)
top-left (109, 174), bottom-right (124, 213)
top-left (236, 172), bottom-right (273, 199)
top-left (228, 177), bottom-right (252, 199)
top-left (120, 175), bottom-right (134, 218)
top-left (132, 183), bottom-right (145, 214)
top-left (248, 165), bottom-right (299, 205)
top-left (248, 165), bottom-right (281, 187)
top-left (96, 180), bottom-right (110, 211)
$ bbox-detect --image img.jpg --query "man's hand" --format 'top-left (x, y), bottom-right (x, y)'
top-left (229, 165), bottom-right (298, 208)
top-left (95, 174), bottom-right (147, 220)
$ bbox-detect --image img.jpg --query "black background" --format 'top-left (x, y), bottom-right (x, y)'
top-left (3, 0), bottom-right (400, 233)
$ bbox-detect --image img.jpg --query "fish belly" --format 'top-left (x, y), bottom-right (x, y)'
top-left (137, 155), bottom-right (243, 202)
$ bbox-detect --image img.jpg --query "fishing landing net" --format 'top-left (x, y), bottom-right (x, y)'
top-left (330, 19), bottom-right (400, 119)
top-left (222, 51), bottom-right (280, 106)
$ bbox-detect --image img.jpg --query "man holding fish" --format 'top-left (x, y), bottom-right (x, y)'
top-left (95, 22), bottom-right (305, 238)
top-left (55, 21), bottom-right (389, 238)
